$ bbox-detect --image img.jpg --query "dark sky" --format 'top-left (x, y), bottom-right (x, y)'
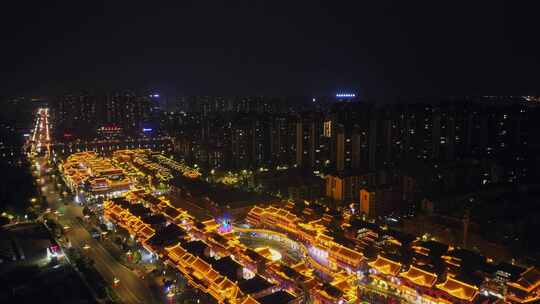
top-left (1, 1), bottom-right (539, 100)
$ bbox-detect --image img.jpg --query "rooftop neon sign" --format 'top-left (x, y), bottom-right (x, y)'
top-left (336, 93), bottom-right (356, 98)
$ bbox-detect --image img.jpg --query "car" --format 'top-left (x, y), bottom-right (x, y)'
top-left (90, 228), bottom-right (101, 239)
top-left (82, 244), bottom-right (91, 250)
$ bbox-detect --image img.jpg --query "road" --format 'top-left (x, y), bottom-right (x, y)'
top-left (29, 107), bottom-right (159, 304)
top-left (37, 156), bottom-right (158, 303)
top-left (29, 108), bottom-right (51, 156)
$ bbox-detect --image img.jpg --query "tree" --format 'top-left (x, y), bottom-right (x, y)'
top-left (0, 216), bottom-right (10, 226)
top-left (82, 206), bottom-right (92, 216)
top-left (132, 250), bottom-right (142, 264)
top-left (99, 223), bottom-right (108, 232)
top-left (326, 219), bottom-right (341, 236)
top-left (25, 208), bottom-right (39, 221)
top-left (47, 219), bottom-right (59, 234)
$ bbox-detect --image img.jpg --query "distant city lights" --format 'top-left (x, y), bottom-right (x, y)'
top-left (336, 93), bottom-right (356, 98)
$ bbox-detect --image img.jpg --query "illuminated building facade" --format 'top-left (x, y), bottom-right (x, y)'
top-left (246, 206), bottom-right (365, 273)
top-left (60, 151), bottom-right (132, 197)
top-left (99, 184), bottom-right (537, 304)
top-left (312, 272), bottom-right (358, 304)
top-left (51, 92), bottom-right (152, 139)
top-left (102, 191), bottom-right (305, 304)
top-left (246, 204), bottom-right (537, 303)
top-left (325, 171), bottom-right (376, 203)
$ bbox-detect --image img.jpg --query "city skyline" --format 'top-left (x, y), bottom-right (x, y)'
top-left (3, 101), bottom-right (537, 303)
top-left (3, 95), bottom-right (540, 303)
top-left (3, 2), bottom-right (540, 304)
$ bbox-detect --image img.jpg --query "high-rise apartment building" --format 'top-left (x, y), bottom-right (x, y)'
top-left (293, 113), bottom-right (326, 169)
top-left (105, 92), bottom-right (151, 132)
top-left (51, 92), bottom-right (152, 139)
top-left (269, 115), bottom-right (294, 166)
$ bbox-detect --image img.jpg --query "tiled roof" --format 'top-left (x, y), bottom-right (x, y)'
top-left (240, 296), bottom-right (261, 304)
top-left (508, 267), bottom-right (540, 292)
top-left (258, 290), bottom-right (296, 304)
top-left (331, 244), bottom-right (364, 262)
top-left (368, 255), bottom-right (402, 276)
top-left (436, 276), bottom-right (478, 301)
top-left (138, 225), bottom-right (155, 240)
top-left (210, 256), bottom-right (242, 281)
top-left (165, 243), bottom-right (187, 262)
top-left (238, 275), bottom-right (274, 295)
top-left (191, 257), bottom-right (212, 274)
top-left (400, 265), bottom-right (438, 288)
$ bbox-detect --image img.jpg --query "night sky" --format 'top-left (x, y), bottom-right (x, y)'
top-left (1, 1), bottom-right (539, 100)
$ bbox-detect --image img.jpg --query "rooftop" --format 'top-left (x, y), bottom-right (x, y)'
top-left (210, 256), bottom-right (242, 281)
top-left (496, 262), bottom-right (526, 280)
top-left (146, 224), bottom-right (187, 248)
top-left (321, 282), bottom-right (343, 298)
top-left (400, 265), bottom-right (438, 288)
top-left (182, 240), bottom-right (209, 257)
top-left (348, 218), bottom-right (381, 233)
top-left (257, 290), bottom-right (296, 304)
top-left (171, 176), bottom-right (276, 208)
top-left (413, 240), bottom-right (449, 258)
top-left (508, 267), bottom-right (540, 292)
top-left (368, 255), bottom-right (402, 276)
top-left (436, 276), bottom-right (479, 301)
top-left (0, 223), bottom-right (53, 267)
top-left (142, 214), bottom-right (167, 228)
top-left (238, 275), bottom-right (274, 295)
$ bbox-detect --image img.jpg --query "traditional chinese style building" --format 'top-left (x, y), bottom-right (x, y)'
top-left (246, 206), bottom-right (365, 273)
top-left (61, 151), bottom-right (132, 197)
top-left (436, 276), bottom-right (479, 303)
top-left (312, 272), bottom-right (358, 304)
top-left (103, 191), bottom-right (297, 304)
top-left (506, 267), bottom-right (540, 303)
top-left (103, 198), bottom-right (156, 243)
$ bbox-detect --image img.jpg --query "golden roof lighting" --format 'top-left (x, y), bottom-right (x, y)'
top-left (399, 265), bottom-right (438, 288)
top-left (368, 255), bottom-right (402, 276)
top-left (436, 276), bottom-right (478, 302)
